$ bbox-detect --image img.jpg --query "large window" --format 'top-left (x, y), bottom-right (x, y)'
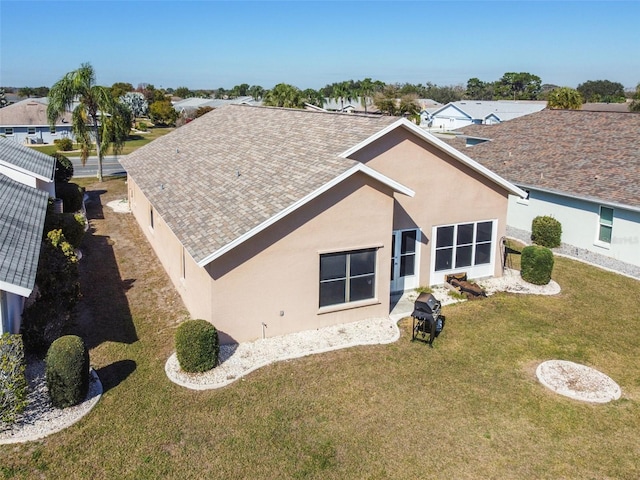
top-left (320, 248), bottom-right (376, 307)
top-left (598, 206), bottom-right (613, 243)
top-left (435, 221), bottom-right (493, 272)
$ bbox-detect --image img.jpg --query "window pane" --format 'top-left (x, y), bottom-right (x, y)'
top-left (435, 247), bottom-right (453, 271)
top-left (600, 207), bottom-right (613, 226)
top-left (320, 280), bottom-right (346, 307)
top-left (475, 242), bottom-right (492, 265)
top-left (599, 225), bottom-right (612, 243)
top-left (476, 221), bottom-right (493, 242)
top-left (436, 226), bottom-right (454, 248)
top-left (350, 249), bottom-right (375, 276)
top-left (320, 253), bottom-right (346, 281)
top-left (350, 275), bottom-right (375, 302)
top-left (457, 223), bottom-right (474, 245)
top-left (401, 230), bottom-right (416, 254)
top-left (455, 245), bottom-right (473, 267)
top-left (400, 254), bottom-right (415, 277)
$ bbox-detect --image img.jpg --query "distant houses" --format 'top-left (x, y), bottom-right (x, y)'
top-left (0, 97), bottom-right (74, 145)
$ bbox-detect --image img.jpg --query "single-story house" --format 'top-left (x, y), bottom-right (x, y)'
top-left (0, 97), bottom-right (74, 145)
top-left (121, 105), bottom-right (525, 343)
top-left (0, 138), bottom-right (56, 334)
top-left (425, 100), bottom-right (547, 131)
top-left (453, 110), bottom-right (640, 270)
top-left (173, 96), bottom-right (261, 117)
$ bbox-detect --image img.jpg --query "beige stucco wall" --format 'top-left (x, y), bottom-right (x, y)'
top-left (128, 173), bottom-right (396, 344)
top-left (350, 127), bottom-right (510, 285)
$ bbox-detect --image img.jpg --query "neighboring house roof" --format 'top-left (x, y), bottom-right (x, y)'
top-left (580, 102), bottom-right (631, 113)
top-left (322, 97), bottom-right (378, 113)
top-left (430, 100), bottom-right (547, 122)
top-left (0, 174), bottom-right (49, 296)
top-left (0, 136), bottom-right (56, 181)
top-left (454, 110), bottom-right (640, 211)
top-left (0, 97), bottom-right (73, 126)
top-left (173, 97), bottom-right (261, 112)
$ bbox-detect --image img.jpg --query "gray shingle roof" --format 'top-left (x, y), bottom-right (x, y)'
top-left (433, 100), bottom-right (547, 121)
top-left (0, 136), bottom-right (56, 181)
top-left (0, 174), bottom-right (49, 296)
top-left (455, 110), bottom-right (640, 209)
top-left (121, 105), bottom-right (400, 263)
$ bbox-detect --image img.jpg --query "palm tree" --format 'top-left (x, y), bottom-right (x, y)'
top-left (358, 77), bottom-right (375, 114)
top-left (333, 81), bottom-right (354, 112)
top-left (263, 83), bottom-right (304, 108)
top-left (47, 63), bottom-right (130, 182)
top-left (546, 87), bottom-right (583, 110)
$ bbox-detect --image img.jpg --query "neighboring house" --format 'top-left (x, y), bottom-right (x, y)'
top-left (454, 110), bottom-right (640, 270)
top-left (0, 136), bottom-right (57, 197)
top-left (0, 97), bottom-right (74, 145)
top-left (322, 97), bottom-right (378, 114)
top-left (0, 176), bottom-right (50, 335)
top-left (173, 96), bottom-right (261, 117)
top-left (121, 105), bottom-right (524, 343)
top-left (0, 138), bottom-right (56, 334)
top-left (425, 100), bottom-right (547, 131)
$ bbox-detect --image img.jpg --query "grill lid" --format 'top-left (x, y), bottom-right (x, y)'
top-left (414, 292), bottom-right (441, 314)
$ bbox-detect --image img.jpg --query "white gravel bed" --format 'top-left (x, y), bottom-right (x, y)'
top-left (477, 268), bottom-right (561, 296)
top-left (166, 317), bottom-right (400, 390)
top-left (0, 358), bottom-right (102, 445)
top-left (106, 198), bottom-right (130, 213)
top-left (536, 360), bottom-right (621, 403)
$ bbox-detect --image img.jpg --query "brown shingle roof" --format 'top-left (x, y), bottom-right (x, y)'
top-left (122, 105), bottom-right (400, 263)
top-left (0, 98), bottom-right (72, 126)
top-left (455, 110), bottom-right (640, 209)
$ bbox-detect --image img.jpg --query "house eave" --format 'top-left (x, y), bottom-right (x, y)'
top-left (0, 280), bottom-right (32, 298)
top-left (0, 159), bottom-right (55, 183)
top-left (518, 183), bottom-right (640, 213)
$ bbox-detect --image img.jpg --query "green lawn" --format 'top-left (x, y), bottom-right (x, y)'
top-left (1, 177), bottom-right (639, 479)
top-left (29, 127), bottom-right (174, 157)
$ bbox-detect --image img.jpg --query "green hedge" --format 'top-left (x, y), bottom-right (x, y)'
top-left (531, 215), bottom-right (562, 248)
top-left (55, 182), bottom-right (84, 213)
top-left (52, 152), bottom-right (74, 183)
top-left (53, 138), bottom-right (73, 152)
top-left (521, 245), bottom-right (554, 285)
top-left (45, 335), bottom-right (90, 408)
top-left (175, 320), bottom-right (219, 373)
top-left (44, 212), bottom-right (86, 249)
top-left (0, 334), bottom-right (28, 423)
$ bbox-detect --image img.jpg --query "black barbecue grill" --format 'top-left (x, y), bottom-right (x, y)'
top-left (411, 293), bottom-right (445, 346)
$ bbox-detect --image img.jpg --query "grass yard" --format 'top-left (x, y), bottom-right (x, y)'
top-left (30, 127), bottom-right (174, 157)
top-left (1, 177), bottom-right (638, 479)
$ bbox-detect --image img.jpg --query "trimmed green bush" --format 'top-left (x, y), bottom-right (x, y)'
top-left (53, 137), bottom-right (73, 152)
top-left (175, 320), bottom-right (219, 373)
top-left (531, 215), bottom-right (562, 248)
top-left (0, 334), bottom-right (28, 424)
top-left (55, 182), bottom-right (84, 213)
top-left (52, 152), bottom-right (74, 183)
top-left (44, 212), bottom-right (86, 249)
top-left (45, 335), bottom-right (90, 408)
top-left (521, 245), bottom-right (554, 285)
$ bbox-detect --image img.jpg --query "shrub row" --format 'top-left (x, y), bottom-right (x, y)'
top-left (55, 182), bottom-right (84, 213)
top-left (0, 334), bottom-right (27, 423)
top-left (175, 320), bottom-right (219, 373)
top-left (53, 138), bottom-right (73, 152)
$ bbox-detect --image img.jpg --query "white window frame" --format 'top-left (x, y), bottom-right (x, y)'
top-left (319, 248), bottom-right (377, 308)
top-left (596, 206), bottom-right (613, 247)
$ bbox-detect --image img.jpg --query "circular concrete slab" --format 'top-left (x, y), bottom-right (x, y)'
top-left (536, 360), bottom-right (621, 403)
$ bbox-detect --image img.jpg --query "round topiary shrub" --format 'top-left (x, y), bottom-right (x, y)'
top-left (521, 245), bottom-right (554, 285)
top-left (531, 215), bottom-right (562, 248)
top-left (175, 320), bottom-right (219, 373)
top-left (45, 335), bottom-right (90, 408)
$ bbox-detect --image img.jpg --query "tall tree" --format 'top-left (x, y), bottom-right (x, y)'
top-left (110, 82), bottom-right (134, 99)
top-left (333, 81), bottom-right (355, 112)
top-left (577, 80), bottom-right (626, 103)
top-left (263, 83), bottom-right (304, 108)
top-left (248, 85), bottom-right (264, 100)
top-left (546, 87), bottom-right (583, 110)
top-left (47, 63), bottom-right (130, 182)
top-left (358, 77), bottom-right (376, 114)
top-left (496, 72), bottom-right (542, 100)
